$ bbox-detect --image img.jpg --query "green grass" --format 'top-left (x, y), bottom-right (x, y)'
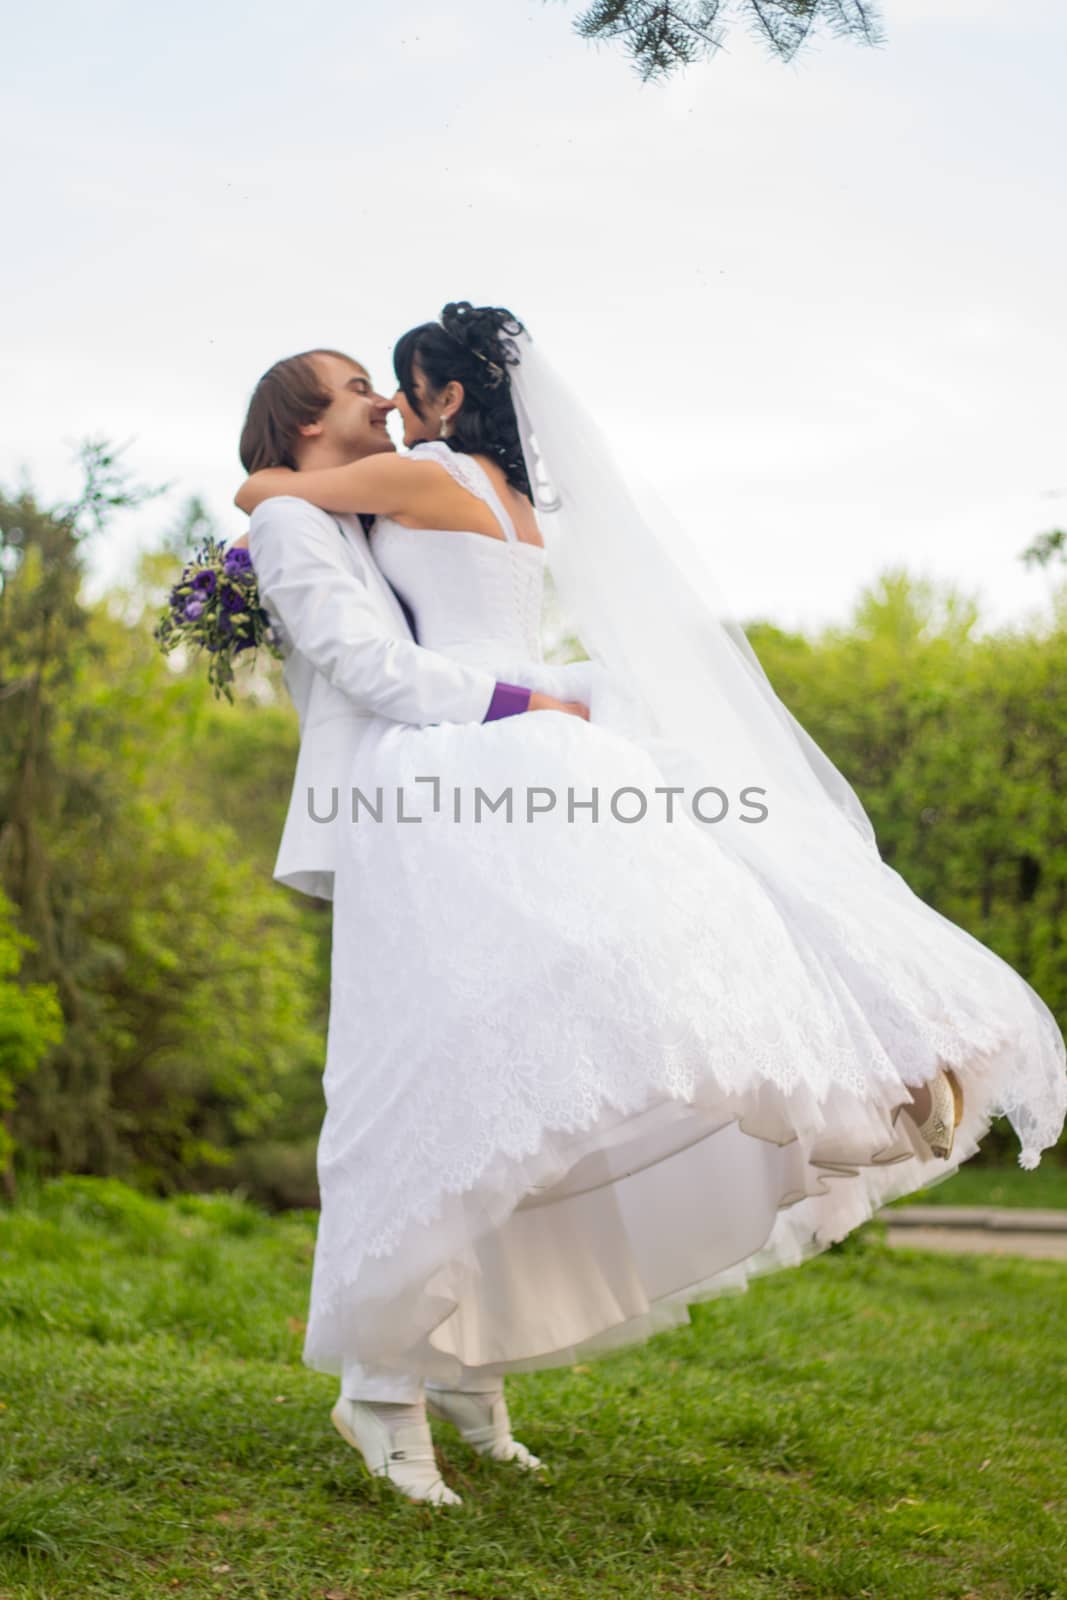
top-left (891, 1158), bottom-right (1067, 1211)
top-left (2, 1175), bottom-right (1066, 1600)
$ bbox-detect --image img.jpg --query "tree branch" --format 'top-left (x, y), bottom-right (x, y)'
top-left (569, 0), bottom-right (883, 77)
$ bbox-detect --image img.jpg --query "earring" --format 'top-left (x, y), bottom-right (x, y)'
top-left (439, 414), bottom-right (451, 439)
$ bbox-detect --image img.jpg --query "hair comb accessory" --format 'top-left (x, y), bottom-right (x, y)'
top-left (473, 352), bottom-right (506, 388)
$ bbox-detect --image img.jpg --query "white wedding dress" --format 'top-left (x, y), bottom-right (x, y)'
top-left (303, 442), bottom-right (1066, 1387)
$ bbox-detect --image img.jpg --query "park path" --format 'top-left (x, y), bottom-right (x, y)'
top-left (876, 1205), bottom-right (1067, 1261)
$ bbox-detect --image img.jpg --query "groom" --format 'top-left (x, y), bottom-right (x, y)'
top-left (237, 346), bottom-right (586, 902)
top-left (236, 346), bottom-right (559, 1503)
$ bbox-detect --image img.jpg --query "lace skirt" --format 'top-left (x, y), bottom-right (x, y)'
top-left (302, 710), bottom-right (1066, 1384)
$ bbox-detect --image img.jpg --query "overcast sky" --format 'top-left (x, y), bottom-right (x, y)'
top-left (3, 0), bottom-right (1064, 632)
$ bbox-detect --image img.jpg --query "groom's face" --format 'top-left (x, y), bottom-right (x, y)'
top-left (306, 353), bottom-right (396, 462)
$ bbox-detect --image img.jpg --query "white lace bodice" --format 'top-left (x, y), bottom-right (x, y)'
top-left (369, 441), bottom-right (546, 673)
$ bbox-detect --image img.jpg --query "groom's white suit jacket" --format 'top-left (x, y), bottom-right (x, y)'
top-left (248, 496), bottom-right (501, 902)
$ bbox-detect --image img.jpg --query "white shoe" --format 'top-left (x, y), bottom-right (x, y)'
top-left (330, 1397), bottom-right (462, 1507)
top-left (425, 1385), bottom-right (544, 1471)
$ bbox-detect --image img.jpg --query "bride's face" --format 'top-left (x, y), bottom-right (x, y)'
top-left (393, 359), bottom-right (461, 448)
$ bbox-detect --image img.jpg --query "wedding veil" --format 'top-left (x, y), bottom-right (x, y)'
top-left (509, 331), bottom-right (880, 864)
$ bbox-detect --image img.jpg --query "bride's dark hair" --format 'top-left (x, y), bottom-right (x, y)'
top-left (393, 302), bottom-right (531, 497)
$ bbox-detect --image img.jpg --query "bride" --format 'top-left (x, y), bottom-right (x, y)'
top-left (236, 302), bottom-right (1067, 1508)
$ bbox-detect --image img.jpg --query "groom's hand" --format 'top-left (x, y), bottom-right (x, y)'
top-left (528, 693), bottom-right (589, 720)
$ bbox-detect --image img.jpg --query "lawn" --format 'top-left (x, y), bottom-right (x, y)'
top-left (1, 1175), bottom-right (1065, 1600)
top-left (892, 1157), bottom-right (1067, 1212)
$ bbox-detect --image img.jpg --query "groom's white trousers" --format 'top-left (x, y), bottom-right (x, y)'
top-left (342, 1357), bottom-right (502, 1404)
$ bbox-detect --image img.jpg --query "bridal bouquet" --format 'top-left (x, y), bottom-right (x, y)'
top-left (154, 537), bottom-right (283, 702)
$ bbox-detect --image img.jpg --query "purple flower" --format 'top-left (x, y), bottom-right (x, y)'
top-left (220, 584), bottom-right (247, 614)
top-left (192, 569), bottom-right (217, 595)
top-left (184, 598), bottom-right (205, 621)
top-left (224, 547), bottom-right (253, 576)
